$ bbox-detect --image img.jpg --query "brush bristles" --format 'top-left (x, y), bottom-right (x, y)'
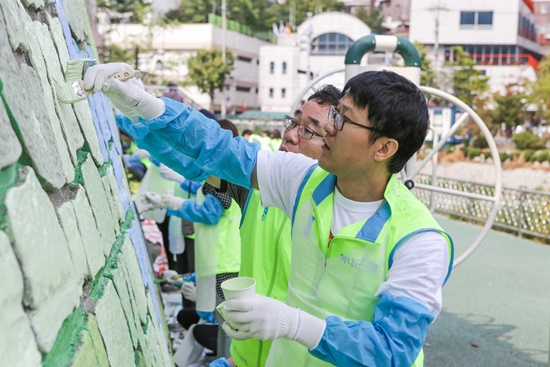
top-left (53, 79), bottom-right (87, 104)
top-left (64, 58), bottom-right (96, 82)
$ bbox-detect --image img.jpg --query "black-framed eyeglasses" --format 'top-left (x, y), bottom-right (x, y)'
top-left (328, 105), bottom-right (385, 135)
top-left (283, 115), bottom-right (325, 140)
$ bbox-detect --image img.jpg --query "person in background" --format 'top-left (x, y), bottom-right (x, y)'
top-left (163, 81), bottom-right (185, 103)
top-left (269, 129), bottom-right (282, 152)
top-left (241, 129), bottom-right (253, 141)
top-left (86, 64), bottom-right (454, 367)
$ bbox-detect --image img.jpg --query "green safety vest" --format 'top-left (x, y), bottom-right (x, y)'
top-left (266, 168), bottom-right (453, 367)
top-left (230, 190), bottom-right (292, 367)
top-left (130, 141), bottom-right (152, 168)
top-left (269, 138), bottom-right (282, 152)
top-left (216, 198), bottom-right (242, 274)
top-left (250, 134), bottom-right (272, 151)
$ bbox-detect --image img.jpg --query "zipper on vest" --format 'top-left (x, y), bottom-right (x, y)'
top-left (325, 231), bottom-right (334, 267)
top-left (266, 218), bottom-right (286, 296)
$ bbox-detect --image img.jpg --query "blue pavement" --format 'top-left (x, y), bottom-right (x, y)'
top-left (425, 215), bottom-right (550, 366)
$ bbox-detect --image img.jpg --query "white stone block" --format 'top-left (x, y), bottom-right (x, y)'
top-left (0, 93), bottom-right (21, 169)
top-left (5, 167), bottom-right (79, 352)
top-left (81, 156), bottom-right (116, 256)
top-left (94, 281), bottom-right (135, 367)
top-left (56, 201), bottom-right (89, 284)
top-left (73, 187), bottom-right (105, 275)
top-left (0, 231), bottom-right (41, 367)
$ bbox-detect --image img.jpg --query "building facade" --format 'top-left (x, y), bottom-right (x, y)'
top-left (258, 12), bottom-right (371, 113)
top-left (410, 0), bottom-right (546, 93)
top-left (99, 21), bottom-right (271, 113)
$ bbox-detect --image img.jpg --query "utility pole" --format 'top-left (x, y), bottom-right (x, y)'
top-left (428, 2), bottom-right (449, 74)
top-left (306, 12), bottom-right (313, 81)
top-left (221, 0), bottom-right (227, 118)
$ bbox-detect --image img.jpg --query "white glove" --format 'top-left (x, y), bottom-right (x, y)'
top-left (84, 63), bottom-right (165, 120)
top-left (139, 192), bottom-right (164, 212)
top-left (161, 194), bottom-right (185, 210)
top-left (219, 294), bottom-right (326, 350)
top-left (133, 147), bottom-right (150, 159)
top-left (159, 164), bottom-right (185, 184)
top-left (181, 282), bottom-right (197, 302)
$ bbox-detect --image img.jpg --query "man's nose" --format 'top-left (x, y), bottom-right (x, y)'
top-left (283, 126), bottom-right (299, 143)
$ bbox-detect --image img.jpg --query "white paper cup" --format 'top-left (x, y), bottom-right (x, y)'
top-left (220, 277), bottom-right (256, 300)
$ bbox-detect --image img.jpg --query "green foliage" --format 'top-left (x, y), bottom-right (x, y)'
top-left (466, 147), bottom-right (481, 159)
top-left (472, 137), bottom-right (488, 149)
top-left (97, 0), bottom-right (150, 23)
top-left (446, 46), bottom-right (489, 107)
top-left (415, 42), bottom-right (437, 87)
top-left (187, 48), bottom-right (234, 110)
top-left (356, 7), bottom-right (385, 34)
top-left (512, 132), bottom-right (547, 150)
top-left (533, 150), bottom-right (550, 163)
top-left (491, 81), bottom-right (529, 129)
top-left (523, 149), bottom-right (536, 162)
top-left (499, 152), bottom-right (509, 162)
top-left (163, 0), bottom-right (211, 24)
top-left (531, 56), bottom-right (550, 121)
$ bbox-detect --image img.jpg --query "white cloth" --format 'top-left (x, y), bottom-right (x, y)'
top-left (256, 150), bottom-right (449, 318)
top-left (138, 192), bottom-right (164, 212)
top-left (162, 195), bottom-right (185, 210)
top-left (84, 62), bottom-right (165, 120)
top-left (182, 282), bottom-right (197, 302)
top-left (159, 164), bottom-right (185, 184)
top-left (220, 294), bottom-right (326, 350)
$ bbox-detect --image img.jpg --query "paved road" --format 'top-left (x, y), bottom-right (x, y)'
top-left (425, 216), bottom-right (550, 367)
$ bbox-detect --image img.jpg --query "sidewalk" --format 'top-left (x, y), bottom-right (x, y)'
top-left (425, 216), bottom-right (550, 367)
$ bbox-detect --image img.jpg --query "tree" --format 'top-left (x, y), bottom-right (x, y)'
top-left (446, 46), bottom-right (489, 108)
top-left (356, 7), bottom-right (386, 34)
top-left (97, 0), bottom-right (150, 23)
top-left (415, 42), bottom-right (438, 87)
top-left (530, 56), bottom-right (550, 122)
top-left (492, 81), bottom-right (529, 130)
top-left (187, 48), bottom-right (234, 111)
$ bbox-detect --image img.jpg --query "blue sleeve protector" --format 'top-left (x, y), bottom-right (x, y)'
top-left (208, 358), bottom-right (232, 367)
top-left (196, 311), bottom-right (218, 324)
top-left (180, 179), bottom-right (202, 195)
top-left (148, 156), bottom-right (160, 167)
top-left (166, 194), bottom-right (224, 225)
top-left (118, 114), bottom-right (210, 182)
top-left (139, 98), bottom-right (260, 189)
top-left (183, 273), bottom-right (196, 282)
top-left (127, 155), bottom-right (141, 163)
top-left (310, 293), bottom-right (434, 367)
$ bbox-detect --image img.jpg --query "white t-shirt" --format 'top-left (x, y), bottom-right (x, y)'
top-left (256, 150), bottom-right (449, 318)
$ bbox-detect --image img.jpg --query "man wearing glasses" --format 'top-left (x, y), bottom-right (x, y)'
top-left (86, 66), bottom-right (453, 367)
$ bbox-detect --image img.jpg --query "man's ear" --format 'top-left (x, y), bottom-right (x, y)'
top-left (374, 137), bottom-right (399, 162)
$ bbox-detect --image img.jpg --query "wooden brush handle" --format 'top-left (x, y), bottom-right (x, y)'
top-left (107, 69), bottom-right (139, 82)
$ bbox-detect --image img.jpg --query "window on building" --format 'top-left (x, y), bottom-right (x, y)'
top-left (282, 62), bottom-right (287, 74)
top-left (281, 88), bottom-right (286, 98)
top-left (460, 11), bottom-right (475, 25)
top-left (311, 33), bottom-right (354, 56)
top-left (236, 86), bottom-right (251, 92)
top-left (460, 11), bottom-right (493, 28)
top-left (270, 62), bottom-right (275, 74)
top-left (541, 4), bottom-right (550, 14)
top-left (269, 88), bottom-right (274, 98)
top-left (237, 55), bottom-right (252, 63)
top-left (477, 11), bottom-right (493, 25)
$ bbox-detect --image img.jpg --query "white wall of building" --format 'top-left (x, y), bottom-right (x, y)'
top-left (99, 23), bottom-right (270, 112)
top-left (259, 12), bottom-right (371, 112)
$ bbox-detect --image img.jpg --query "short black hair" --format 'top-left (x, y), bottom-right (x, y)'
top-left (218, 119), bottom-right (239, 138)
top-left (242, 129), bottom-right (253, 136)
top-left (343, 71), bottom-right (429, 174)
top-left (307, 84), bottom-right (342, 107)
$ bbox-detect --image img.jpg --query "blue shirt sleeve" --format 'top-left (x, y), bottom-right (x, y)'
top-left (139, 98), bottom-right (260, 189)
top-left (166, 194), bottom-right (224, 225)
top-left (179, 179), bottom-right (202, 195)
top-left (310, 293), bottom-right (434, 367)
top-left (118, 112), bottom-right (210, 182)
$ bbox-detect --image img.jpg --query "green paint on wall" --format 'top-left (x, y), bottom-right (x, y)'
top-left (72, 150), bottom-right (90, 185)
top-left (42, 307), bottom-right (89, 367)
top-left (0, 164), bottom-right (20, 230)
top-left (88, 209), bottom-right (136, 301)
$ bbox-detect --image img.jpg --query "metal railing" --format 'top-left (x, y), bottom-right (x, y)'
top-left (415, 174), bottom-right (550, 243)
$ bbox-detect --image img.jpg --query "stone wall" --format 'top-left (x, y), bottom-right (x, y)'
top-left (0, 1), bottom-right (172, 366)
